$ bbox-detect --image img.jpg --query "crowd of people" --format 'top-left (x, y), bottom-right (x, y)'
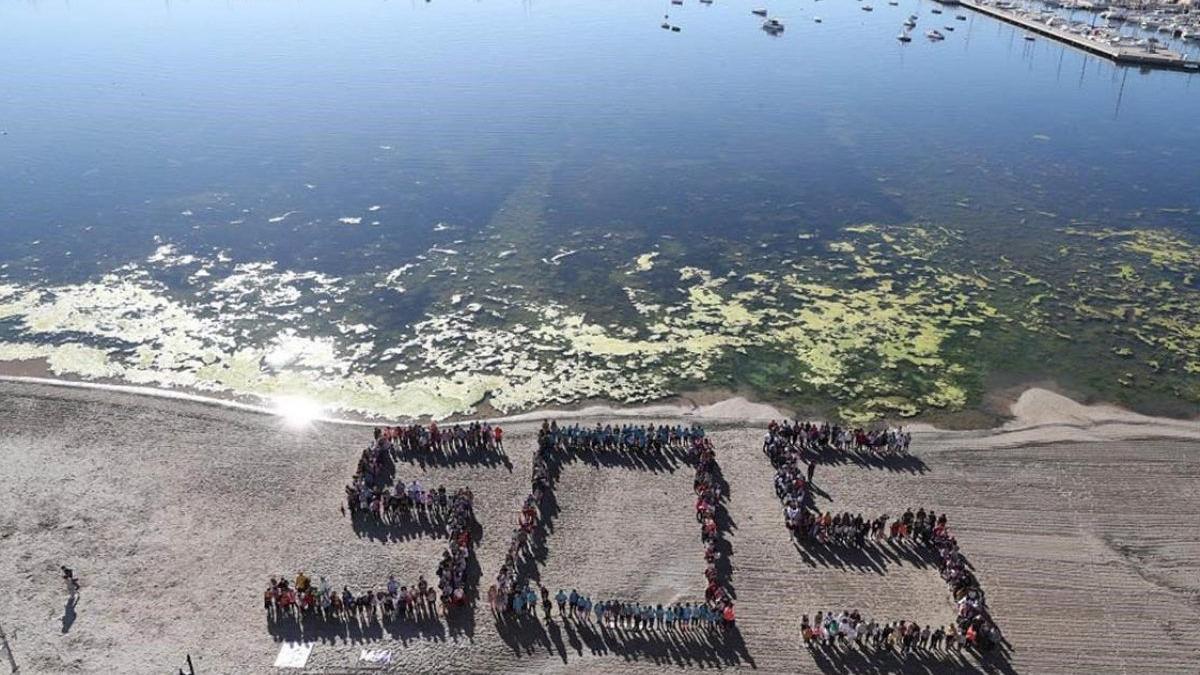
top-left (377, 422), bottom-right (504, 454)
top-left (802, 610), bottom-right (976, 655)
top-left (263, 426), bottom-right (491, 626)
top-left (487, 584), bottom-right (733, 631)
top-left (536, 421), bottom-right (707, 452)
top-left (788, 508), bottom-right (947, 547)
top-left (266, 484), bottom-right (477, 623)
top-left (263, 572), bottom-right (440, 624)
top-left (488, 421), bottom-right (736, 631)
top-left (765, 420), bottom-right (912, 456)
top-left (265, 494), bottom-right (475, 625)
top-left (344, 424), bottom-right (507, 523)
top-left (761, 421), bottom-right (1001, 657)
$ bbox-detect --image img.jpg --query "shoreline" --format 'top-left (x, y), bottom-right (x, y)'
top-left (3, 377), bottom-right (1200, 673)
top-left (2, 370), bottom-right (1198, 442)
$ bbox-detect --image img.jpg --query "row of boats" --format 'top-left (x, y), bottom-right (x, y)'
top-left (994, 1), bottom-right (1200, 45)
top-left (897, 9), bottom-right (972, 42)
top-left (989, 1), bottom-right (1198, 53)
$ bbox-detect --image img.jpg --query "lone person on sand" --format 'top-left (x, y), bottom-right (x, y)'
top-left (806, 461), bottom-right (816, 484)
top-left (62, 566), bottom-right (80, 597)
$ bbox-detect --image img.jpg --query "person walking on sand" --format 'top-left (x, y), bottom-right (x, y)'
top-left (539, 584), bottom-right (552, 621)
top-left (62, 566), bottom-right (80, 598)
top-left (806, 460), bottom-right (816, 484)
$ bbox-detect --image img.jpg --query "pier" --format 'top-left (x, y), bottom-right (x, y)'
top-left (959, 0), bottom-right (1200, 71)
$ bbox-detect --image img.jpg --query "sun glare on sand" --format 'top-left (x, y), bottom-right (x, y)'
top-left (274, 396), bottom-right (324, 428)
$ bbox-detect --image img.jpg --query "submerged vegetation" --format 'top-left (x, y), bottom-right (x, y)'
top-left (2, 182), bottom-right (1197, 423)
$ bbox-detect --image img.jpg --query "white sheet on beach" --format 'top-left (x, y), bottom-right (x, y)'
top-left (360, 648), bottom-right (393, 665)
top-left (273, 642), bottom-right (313, 668)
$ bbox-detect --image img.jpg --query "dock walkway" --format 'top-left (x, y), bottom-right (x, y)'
top-left (959, 0), bottom-right (1200, 71)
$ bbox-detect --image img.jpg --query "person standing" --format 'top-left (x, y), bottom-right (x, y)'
top-left (806, 461), bottom-right (816, 484)
top-left (62, 566), bottom-right (80, 598)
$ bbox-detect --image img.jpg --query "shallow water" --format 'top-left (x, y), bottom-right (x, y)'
top-left (1, 0), bottom-right (1198, 420)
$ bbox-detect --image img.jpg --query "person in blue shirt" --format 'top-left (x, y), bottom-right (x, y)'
top-left (555, 589), bottom-right (567, 616)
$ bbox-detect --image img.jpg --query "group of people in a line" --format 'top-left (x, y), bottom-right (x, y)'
top-left (375, 422), bottom-right (504, 455)
top-left (789, 508), bottom-right (945, 547)
top-left (537, 420), bottom-right (706, 453)
top-left (765, 420), bottom-right (912, 456)
top-left (486, 584), bottom-right (733, 630)
top-left (491, 433), bottom-right (553, 608)
top-left (263, 572), bottom-right (439, 624)
top-left (802, 610), bottom-right (976, 654)
top-left (690, 437), bottom-right (733, 612)
top-left (433, 488), bottom-right (477, 608)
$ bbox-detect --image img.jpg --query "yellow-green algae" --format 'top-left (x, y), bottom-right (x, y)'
top-left (7, 218), bottom-right (1197, 423)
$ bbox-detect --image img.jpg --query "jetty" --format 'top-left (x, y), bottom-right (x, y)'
top-left (960, 0), bottom-right (1200, 71)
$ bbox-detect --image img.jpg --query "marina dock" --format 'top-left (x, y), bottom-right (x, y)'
top-left (959, 0), bottom-right (1200, 71)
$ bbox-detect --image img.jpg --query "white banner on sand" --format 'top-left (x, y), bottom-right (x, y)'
top-left (274, 642), bottom-right (314, 668)
top-left (360, 649), bottom-right (393, 665)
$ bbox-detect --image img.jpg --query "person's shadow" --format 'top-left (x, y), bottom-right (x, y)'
top-left (61, 595), bottom-right (78, 633)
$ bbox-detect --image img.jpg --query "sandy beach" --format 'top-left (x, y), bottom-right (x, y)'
top-left (1, 380), bottom-right (1199, 674)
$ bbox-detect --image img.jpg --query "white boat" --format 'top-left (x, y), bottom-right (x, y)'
top-left (862, 5), bottom-right (874, 11)
top-left (752, 8), bottom-right (768, 16)
top-left (932, 8), bottom-right (943, 14)
top-left (927, 29), bottom-right (945, 39)
top-left (1023, 34), bottom-right (1035, 40)
top-left (909, 14), bottom-right (919, 20)
top-left (814, 16), bottom-right (823, 22)
top-left (944, 24), bottom-right (955, 30)
top-left (904, 18), bottom-right (917, 27)
top-left (897, 31), bottom-right (913, 41)
top-left (956, 14), bottom-right (967, 20)
top-left (763, 18), bottom-right (785, 33)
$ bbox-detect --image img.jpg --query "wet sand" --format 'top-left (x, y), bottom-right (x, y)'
top-left (0, 381), bottom-right (1198, 673)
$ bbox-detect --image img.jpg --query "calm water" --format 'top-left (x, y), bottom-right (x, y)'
top-left (1, 0), bottom-right (1198, 420)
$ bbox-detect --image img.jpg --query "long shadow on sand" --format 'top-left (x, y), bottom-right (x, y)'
top-left (792, 538), bottom-right (941, 575)
top-left (804, 447), bottom-right (930, 475)
top-left (390, 445), bottom-right (513, 471)
top-left (265, 605), bottom-right (478, 648)
top-left (349, 510), bottom-right (485, 547)
top-left (492, 614), bottom-right (756, 669)
top-left (808, 641), bottom-right (1017, 675)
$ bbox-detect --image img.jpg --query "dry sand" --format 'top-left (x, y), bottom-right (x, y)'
top-left (1, 381), bottom-right (1199, 674)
